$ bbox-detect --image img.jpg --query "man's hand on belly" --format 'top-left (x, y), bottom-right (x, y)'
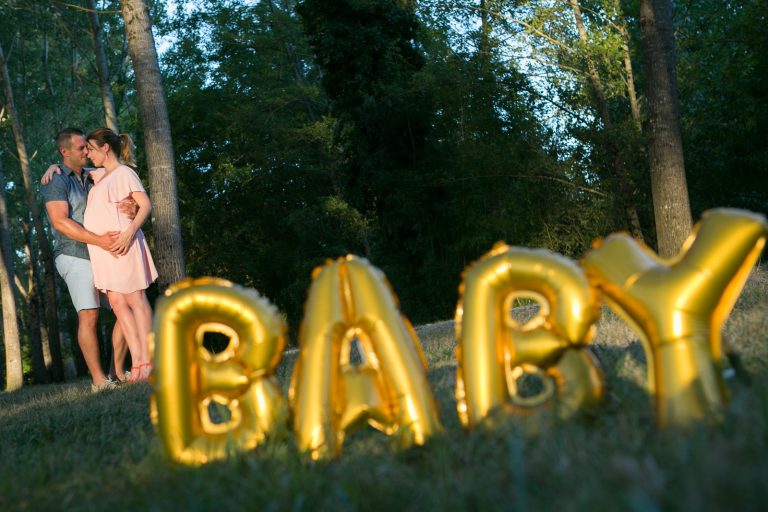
top-left (95, 231), bottom-right (121, 257)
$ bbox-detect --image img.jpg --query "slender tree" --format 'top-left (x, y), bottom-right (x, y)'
top-left (568, 0), bottom-right (644, 241)
top-left (121, 0), bottom-right (185, 288)
top-left (455, 0), bottom-right (649, 244)
top-left (0, 154), bottom-right (23, 391)
top-left (639, 0), bottom-right (692, 256)
top-left (19, 217), bottom-right (51, 383)
top-left (87, 0), bottom-right (120, 132)
top-left (42, 33), bottom-right (64, 126)
top-left (612, 0), bottom-right (641, 132)
top-left (0, 41), bottom-right (65, 382)
top-left (7, 216), bottom-right (48, 383)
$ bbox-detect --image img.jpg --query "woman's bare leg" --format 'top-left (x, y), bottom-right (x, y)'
top-left (117, 290), bottom-right (154, 380)
top-left (107, 291), bottom-right (145, 378)
top-left (123, 291), bottom-right (152, 358)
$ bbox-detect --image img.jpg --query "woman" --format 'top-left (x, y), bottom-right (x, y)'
top-left (83, 127), bottom-right (158, 382)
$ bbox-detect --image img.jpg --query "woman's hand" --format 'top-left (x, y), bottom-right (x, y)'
top-left (111, 191), bottom-right (151, 256)
top-left (111, 228), bottom-right (136, 256)
top-left (40, 164), bottom-right (61, 185)
top-left (95, 231), bottom-right (120, 254)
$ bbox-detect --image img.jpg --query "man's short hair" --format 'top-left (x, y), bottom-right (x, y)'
top-left (55, 127), bottom-right (85, 151)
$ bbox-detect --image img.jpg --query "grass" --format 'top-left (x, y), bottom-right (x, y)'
top-left (1, 268), bottom-right (767, 511)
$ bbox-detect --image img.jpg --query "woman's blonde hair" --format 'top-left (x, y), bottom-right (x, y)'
top-left (86, 127), bottom-right (137, 167)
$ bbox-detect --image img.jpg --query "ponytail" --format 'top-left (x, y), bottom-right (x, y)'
top-left (119, 133), bottom-right (137, 168)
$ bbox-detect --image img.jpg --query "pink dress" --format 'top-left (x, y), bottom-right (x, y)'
top-left (83, 165), bottom-right (158, 293)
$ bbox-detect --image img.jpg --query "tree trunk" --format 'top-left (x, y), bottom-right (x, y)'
top-left (608, 0), bottom-right (643, 133)
top-left (121, 0), bottom-right (186, 288)
top-left (0, 157), bottom-right (23, 391)
top-left (639, 0), bottom-right (692, 257)
top-left (0, 42), bottom-right (65, 382)
top-left (71, 46), bottom-right (79, 91)
top-left (87, 0), bottom-right (120, 132)
top-left (43, 33), bottom-right (63, 128)
top-left (622, 39), bottom-right (642, 132)
top-left (479, 0), bottom-right (492, 65)
top-left (21, 219), bottom-right (51, 383)
top-left (569, 0), bottom-right (644, 241)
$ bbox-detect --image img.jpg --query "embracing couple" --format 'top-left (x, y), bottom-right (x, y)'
top-left (41, 127), bottom-right (157, 391)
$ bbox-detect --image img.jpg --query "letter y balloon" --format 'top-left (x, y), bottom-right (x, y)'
top-left (583, 208), bottom-right (767, 427)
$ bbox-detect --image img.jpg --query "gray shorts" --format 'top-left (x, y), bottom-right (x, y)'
top-left (54, 254), bottom-right (110, 311)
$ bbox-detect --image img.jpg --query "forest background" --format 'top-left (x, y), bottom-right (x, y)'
top-left (0, 0), bottom-right (766, 387)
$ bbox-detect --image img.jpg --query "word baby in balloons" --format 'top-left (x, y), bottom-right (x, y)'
top-left (150, 208), bottom-right (767, 465)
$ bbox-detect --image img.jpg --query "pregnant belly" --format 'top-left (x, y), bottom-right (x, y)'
top-left (84, 202), bottom-right (123, 234)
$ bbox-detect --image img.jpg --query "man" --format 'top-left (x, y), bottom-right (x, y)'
top-left (41, 127), bottom-right (131, 391)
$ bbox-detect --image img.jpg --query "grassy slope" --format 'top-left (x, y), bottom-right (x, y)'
top-left (1, 269), bottom-right (766, 511)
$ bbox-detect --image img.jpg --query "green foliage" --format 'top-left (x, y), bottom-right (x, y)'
top-left (299, 0), bottom-right (454, 322)
top-left (292, 0), bottom-right (591, 322)
top-left (298, 0), bottom-right (430, 161)
top-left (677, 0), bottom-right (768, 216)
top-left (162, 0), bottom-right (351, 329)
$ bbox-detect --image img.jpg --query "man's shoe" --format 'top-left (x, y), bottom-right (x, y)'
top-left (91, 379), bottom-right (119, 393)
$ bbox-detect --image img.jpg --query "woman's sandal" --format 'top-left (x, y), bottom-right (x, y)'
top-left (128, 365), bottom-right (143, 384)
top-left (138, 362), bottom-right (153, 382)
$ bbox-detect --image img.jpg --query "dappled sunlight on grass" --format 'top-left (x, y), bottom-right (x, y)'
top-left (0, 381), bottom-right (91, 423)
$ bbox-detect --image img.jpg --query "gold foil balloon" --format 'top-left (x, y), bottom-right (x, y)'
top-left (151, 277), bottom-right (289, 465)
top-left (289, 255), bottom-right (442, 460)
top-left (583, 208), bottom-right (768, 427)
top-left (455, 244), bottom-right (604, 428)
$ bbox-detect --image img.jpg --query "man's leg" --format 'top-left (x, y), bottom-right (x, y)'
top-left (55, 255), bottom-right (109, 387)
top-left (77, 308), bottom-right (109, 386)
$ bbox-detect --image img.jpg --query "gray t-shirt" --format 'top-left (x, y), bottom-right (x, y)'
top-left (40, 165), bottom-right (94, 260)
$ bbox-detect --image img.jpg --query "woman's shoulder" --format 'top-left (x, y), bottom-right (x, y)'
top-left (113, 164), bottom-right (146, 193)
top-left (115, 163), bottom-right (138, 173)
top-left (114, 164), bottom-right (142, 179)
top-left (87, 167), bottom-right (107, 183)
